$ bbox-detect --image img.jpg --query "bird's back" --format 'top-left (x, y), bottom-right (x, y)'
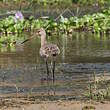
top-left (40, 43), bottom-right (60, 58)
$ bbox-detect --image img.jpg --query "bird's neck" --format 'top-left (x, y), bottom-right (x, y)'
top-left (41, 35), bottom-right (47, 47)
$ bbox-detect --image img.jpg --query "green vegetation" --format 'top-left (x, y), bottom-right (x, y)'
top-left (1, 8), bottom-right (110, 35)
top-left (0, 33), bottom-right (26, 52)
top-left (0, 0), bottom-right (109, 6)
top-left (1, 6), bottom-right (110, 47)
top-left (85, 72), bottom-right (110, 101)
top-left (0, 0), bottom-right (109, 11)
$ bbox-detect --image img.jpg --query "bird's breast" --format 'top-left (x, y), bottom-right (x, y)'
top-left (40, 44), bottom-right (60, 58)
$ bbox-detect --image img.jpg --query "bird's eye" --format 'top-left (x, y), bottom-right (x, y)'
top-left (37, 30), bottom-right (40, 34)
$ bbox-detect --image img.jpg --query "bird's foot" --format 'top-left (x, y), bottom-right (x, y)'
top-left (40, 77), bottom-right (53, 81)
top-left (41, 77), bottom-right (47, 81)
top-left (47, 77), bottom-right (53, 81)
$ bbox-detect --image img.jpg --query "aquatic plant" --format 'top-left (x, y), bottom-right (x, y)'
top-left (0, 8), bottom-right (110, 35)
top-left (0, 33), bottom-right (27, 51)
top-left (14, 11), bottom-right (24, 22)
top-left (1, 7), bottom-right (110, 47)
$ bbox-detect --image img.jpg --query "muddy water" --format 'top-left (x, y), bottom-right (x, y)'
top-left (0, 32), bottom-right (110, 100)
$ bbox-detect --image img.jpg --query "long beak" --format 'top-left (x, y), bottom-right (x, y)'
top-left (21, 30), bottom-right (40, 44)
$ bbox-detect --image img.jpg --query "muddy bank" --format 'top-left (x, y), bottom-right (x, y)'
top-left (0, 97), bottom-right (110, 110)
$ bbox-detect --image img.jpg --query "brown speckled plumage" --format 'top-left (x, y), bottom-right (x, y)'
top-left (37, 28), bottom-right (60, 81)
top-left (38, 28), bottom-right (60, 59)
top-left (40, 43), bottom-right (60, 58)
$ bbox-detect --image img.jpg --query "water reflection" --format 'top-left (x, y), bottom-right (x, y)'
top-left (1, 32), bottom-right (110, 65)
top-left (60, 32), bottom-right (110, 63)
top-left (0, 32), bottom-right (110, 98)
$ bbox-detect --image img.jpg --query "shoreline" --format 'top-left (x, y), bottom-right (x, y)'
top-left (0, 96), bottom-right (110, 110)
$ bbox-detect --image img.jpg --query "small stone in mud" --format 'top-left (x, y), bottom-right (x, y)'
top-left (82, 105), bottom-right (96, 110)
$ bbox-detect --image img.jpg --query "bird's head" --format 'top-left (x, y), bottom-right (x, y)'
top-left (36, 28), bottom-right (46, 37)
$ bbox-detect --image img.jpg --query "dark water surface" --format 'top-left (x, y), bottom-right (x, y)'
top-left (0, 32), bottom-right (110, 100)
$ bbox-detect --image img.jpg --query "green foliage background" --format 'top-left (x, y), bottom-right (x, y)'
top-left (0, 0), bottom-right (110, 7)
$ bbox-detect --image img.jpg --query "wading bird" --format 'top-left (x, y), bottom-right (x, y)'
top-left (37, 28), bottom-right (60, 81)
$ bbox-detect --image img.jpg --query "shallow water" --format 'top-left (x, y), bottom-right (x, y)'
top-left (0, 32), bottom-right (110, 100)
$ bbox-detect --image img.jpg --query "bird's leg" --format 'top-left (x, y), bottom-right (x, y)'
top-left (52, 60), bottom-right (55, 82)
top-left (50, 60), bottom-right (53, 74)
top-left (52, 60), bottom-right (56, 95)
top-left (45, 60), bottom-right (49, 80)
